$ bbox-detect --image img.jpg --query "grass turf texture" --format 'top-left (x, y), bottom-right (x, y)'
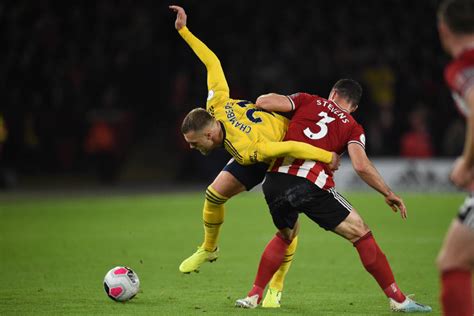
top-left (0, 191), bottom-right (462, 315)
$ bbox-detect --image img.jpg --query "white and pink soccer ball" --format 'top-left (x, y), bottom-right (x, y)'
top-left (103, 266), bottom-right (140, 302)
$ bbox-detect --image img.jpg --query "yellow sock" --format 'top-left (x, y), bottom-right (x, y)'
top-left (201, 186), bottom-right (228, 251)
top-left (268, 236), bottom-right (298, 291)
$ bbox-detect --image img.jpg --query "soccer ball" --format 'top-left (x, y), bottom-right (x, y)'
top-left (103, 266), bottom-right (140, 302)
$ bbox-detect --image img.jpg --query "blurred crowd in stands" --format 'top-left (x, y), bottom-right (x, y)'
top-left (0, 0), bottom-right (462, 187)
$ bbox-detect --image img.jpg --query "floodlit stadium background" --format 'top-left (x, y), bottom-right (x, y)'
top-left (0, 2), bottom-right (465, 315)
top-left (0, 0), bottom-right (459, 190)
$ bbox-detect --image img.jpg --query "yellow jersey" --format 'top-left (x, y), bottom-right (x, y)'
top-left (178, 27), bottom-right (332, 165)
top-left (212, 99), bottom-right (289, 165)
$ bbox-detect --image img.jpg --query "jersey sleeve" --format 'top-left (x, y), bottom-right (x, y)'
top-left (254, 141), bottom-right (333, 164)
top-left (347, 123), bottom-right (366, 149)
top-left (445, 61), bottom-right (474, 99)
top-left (178, 26), bottom-right (229, 110)
top-left (287, 92), bottom-right (313, 111)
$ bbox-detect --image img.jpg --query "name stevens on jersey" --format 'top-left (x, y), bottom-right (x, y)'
top-left (316, 99), bottom-right (349, 123)
top-left (225, 103), bottom-right (252, 134)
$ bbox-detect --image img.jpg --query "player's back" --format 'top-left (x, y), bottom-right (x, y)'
top-left (270, 93), bottom-right (365, 190)
top-left (284, 93), bottom-right (364, 154)
top-left (211, 99), bottom-right (289, 164)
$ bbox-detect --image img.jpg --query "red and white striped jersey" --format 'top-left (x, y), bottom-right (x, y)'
top-left (444, 47), bottom-right (474, 117)
top-left (269, 92), bottom-right (365, 190)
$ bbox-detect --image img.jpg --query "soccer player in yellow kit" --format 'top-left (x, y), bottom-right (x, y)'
top-left (175, 21), bottom-right (333, 166)
top-left (170, 5), bottom-right (339, 307)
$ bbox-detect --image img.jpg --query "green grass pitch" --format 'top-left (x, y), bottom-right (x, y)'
top-left (0, 190), bottom-right (463, 315)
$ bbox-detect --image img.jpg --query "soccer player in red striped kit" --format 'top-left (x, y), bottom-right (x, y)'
top-left (437, 1), bottom-right (474, 315)
top-left (235, 79), bottom-right (432, 312)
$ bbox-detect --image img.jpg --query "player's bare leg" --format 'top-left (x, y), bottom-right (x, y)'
top-left (437, 219), bottom-right (474, 316)
top-left (333, 209), bottom-right (432, 312)
top-left (179, 171), bottom-right (245, 273)
top-left (332, 208), bottom-right (370, 242)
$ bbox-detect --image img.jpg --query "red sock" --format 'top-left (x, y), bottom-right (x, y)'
top-left (441, 269), bottom-right (473, 316)
top-left (354, 232), bottom-right (406, 303)
top-left (248, 233), bottom-right (290, 302)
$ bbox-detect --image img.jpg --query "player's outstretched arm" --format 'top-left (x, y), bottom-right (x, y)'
top-left (169, 5), bottom-right (229, 106)
top-left (169, 5), bottom-right (186, 31)
top-left (255, 93), bottom-right (293, 112)
top-left (348, 143), bottom-right (407, 219)
top-left (255, 141), bottom-right (339, 169)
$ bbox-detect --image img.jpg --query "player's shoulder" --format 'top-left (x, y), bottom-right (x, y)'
top-left (288, 92), bottom-right (322, 110)
top-left (348, 108), bottom-right (363, 124)
top-left (445, 48), bottom-right (474, 92)
top-left (352, 118), bottom-right (364, 130)
top-left (339, 107), bottom-right (363, 131)
top-left (289, 92), bottom-right (319, 100)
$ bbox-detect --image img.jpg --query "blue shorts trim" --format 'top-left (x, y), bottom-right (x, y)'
top-left (222, 159), bottom-right (268, 191)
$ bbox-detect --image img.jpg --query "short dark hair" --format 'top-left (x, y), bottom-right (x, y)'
top-left (181, 108), bottom-right (214, 134)
top-left (438, 0), bottom-right (474, 34)
top-left (332, 79), bottom-right (362, 107)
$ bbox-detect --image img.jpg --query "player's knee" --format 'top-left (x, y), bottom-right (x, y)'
top-left (436, 252), bottom-right (446, 271)
top-left (436, 249), bottom-right (472, 271)
top-left (436, 254), bottom-right (461, 272)
top-left (345, 211), bottom-right (369, 235)
top-left (205, 186), bottom-right (229, 205)
top-left (210, 173), bottom-right (245, 198)
top-left (359, 223), bottom-right (370, 237)
top-left (208, 182), bottom-right (230, 199)
top-left (350, 220), bottom-right (370, 240)
top-left (277, 229), bottom-right (294, 242)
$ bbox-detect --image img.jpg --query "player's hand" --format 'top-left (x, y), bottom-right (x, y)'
top-left (328, 152), bottom-right (340, 171)
top-left (169, 5), bottom-right (187, 30)
top-left (384, 191), bottom-right (407, 219)
top-left (450, 156), bottom-right (474, 190)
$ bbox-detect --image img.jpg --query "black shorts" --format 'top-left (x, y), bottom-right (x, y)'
top-left (458, 194), bottom-right (474, 230)
top-left (222, 159), bottom-right (268, 191)
top-left (262, 172), bottom-right (352, 231)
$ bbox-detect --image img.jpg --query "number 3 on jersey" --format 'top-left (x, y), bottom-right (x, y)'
top-left (304, 111), bottom-right (335, 140)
